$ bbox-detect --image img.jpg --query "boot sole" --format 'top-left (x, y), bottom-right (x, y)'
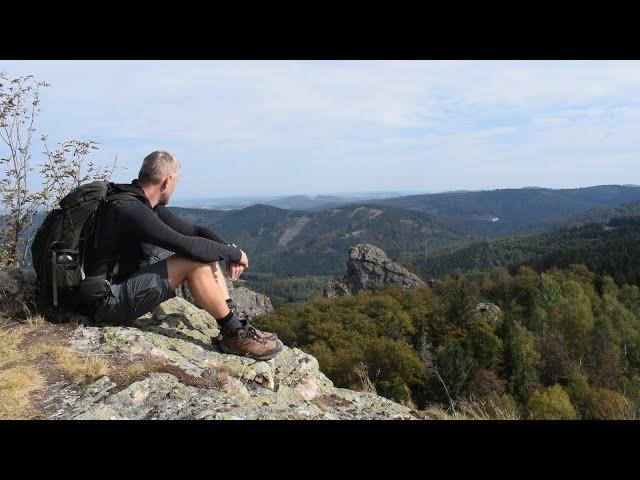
top-left (218, 340), bottom-right (283, 361)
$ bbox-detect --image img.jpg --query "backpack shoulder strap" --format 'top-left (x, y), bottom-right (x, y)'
top-left (90, 186), bottom-right (148, 262)
top-left (89, 188), bottom-right (142, 249)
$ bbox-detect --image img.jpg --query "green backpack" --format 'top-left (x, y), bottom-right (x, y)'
top-left (31, 180), bottom-right (140, 307)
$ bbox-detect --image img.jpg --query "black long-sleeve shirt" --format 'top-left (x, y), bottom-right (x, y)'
top-left (83, 180), bottom-right (242, 282)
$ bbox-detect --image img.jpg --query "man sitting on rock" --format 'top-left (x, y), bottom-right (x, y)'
top-left (83, 150), bottom-right (283, 361)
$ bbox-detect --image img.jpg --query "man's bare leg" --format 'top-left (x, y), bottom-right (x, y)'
top-left (166, 254), bottom-right (282, 360)
top-left (208, 261), bottom-right (279, 340)
top-left (210, 261), bottom-right (232, 301)
top-left (166, 255), bottom-right (230, 319)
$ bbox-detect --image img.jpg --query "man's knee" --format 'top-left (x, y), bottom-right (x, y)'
top-left (167, 255), bottom-right (212, 287)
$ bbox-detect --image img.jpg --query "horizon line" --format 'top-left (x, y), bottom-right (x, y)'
top-left (170, 182), bottom-right (640, 203)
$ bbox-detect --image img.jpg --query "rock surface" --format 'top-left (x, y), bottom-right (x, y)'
top-left (2, 265), bottom-right (417, 419)
top-left (475, 302), bottom-right (502, 325)
top-left (324, 243), bottom-right (424, 298)
top-left (50, 297), bottom-right (417, 420)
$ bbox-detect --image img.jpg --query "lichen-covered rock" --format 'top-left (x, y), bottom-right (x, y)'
top-left (56, 296), bottom-right (418, 420)
top-left (56, 372), bottom-right (416, 420)
top-left (325, 243), bottom-right (424, 297)
top-left (229, 285), bottom-right (274, 320)
top-left (475, 303), bottom-right (502, 325)
top-left (324, 277), bottom-right (352, 298)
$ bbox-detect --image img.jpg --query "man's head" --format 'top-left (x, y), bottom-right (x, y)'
top-left (138, 150), bottom-right (181, 205)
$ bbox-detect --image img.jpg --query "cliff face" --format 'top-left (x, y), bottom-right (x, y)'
top-left (42, 296), bottom-right (417, 420)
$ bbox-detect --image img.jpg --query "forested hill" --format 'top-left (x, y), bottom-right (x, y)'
top-left (172, 203), bottom-right (468, 276)
top-left (416, 216), bottom-right (640, 286)
top-left (368, 185), bottom-right (640, 238)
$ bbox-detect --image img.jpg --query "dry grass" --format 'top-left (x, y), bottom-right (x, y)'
top-left (0, 320), bottom-right (44, 419)
top-left (424, 397), bottom-right (521, 420)
top-left (0, 320), bottom-right (24, 367)
top-left (401, 384), bottom-right (418, 411)
top-left (353, 362), bottom-right (377, 394)
top-left (0, 366), bottom-right (44, 419)
top-left (27, 343), bottom-right (109, 385)
top-left (124, 362), bottom-right (147, 380)
top-left (25, 314), bottom-right (46, 327)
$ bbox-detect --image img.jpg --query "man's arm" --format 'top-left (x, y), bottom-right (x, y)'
top-left (155, 204), bottom-right (229, 244)
top-left (118, 201), bottom-right (242, 263)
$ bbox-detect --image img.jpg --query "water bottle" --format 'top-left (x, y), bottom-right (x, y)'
top-left (56, 253), bottom-right (75, 265)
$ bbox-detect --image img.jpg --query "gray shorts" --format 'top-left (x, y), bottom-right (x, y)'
top-left (91, 259), bottom-right (176, 325)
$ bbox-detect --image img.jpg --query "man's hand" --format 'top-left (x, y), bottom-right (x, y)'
top-left (226, 250), bottom-right (248, 281)
top-left (226, 261), bottom-right (244, 281)
top-left (236, 250), bottom-right (248, 269)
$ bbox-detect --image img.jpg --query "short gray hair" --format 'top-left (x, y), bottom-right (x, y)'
top-left (138, 150), bottom-right (181, 184)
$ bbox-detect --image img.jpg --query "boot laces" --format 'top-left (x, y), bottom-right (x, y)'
top-left (241, 324), bottom-right (264, 343)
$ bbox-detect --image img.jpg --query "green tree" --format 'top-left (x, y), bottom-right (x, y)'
top-left (436, 338), bottom-right (476, 398)
top-left (363, 337), bottom-right (423, 401)
top-left (526, 384), bottom-right (578, 420)
top-left (503, 317), bottom-right (540, 400)
top-left (590, 388), bottom-right (636, 420)
top-left (469, 318), bottom-right (502, 371)
top-left (550, 293), bottom-right (594, 365)
top-left (565, 364), bottom-right (594, 419)
top-left (439, 271), bottom-right (480, 327)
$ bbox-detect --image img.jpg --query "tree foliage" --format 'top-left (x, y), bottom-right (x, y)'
top-left (254, 264), bottom-right (640, 418)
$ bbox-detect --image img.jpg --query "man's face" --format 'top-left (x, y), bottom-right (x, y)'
top-left (159, 171), bottom-right (179, 205)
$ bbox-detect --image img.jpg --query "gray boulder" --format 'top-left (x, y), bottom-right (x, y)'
top-left (324, 243), bottom-right (424, 297)
top-left (475, 302), bottom-right (502, 325)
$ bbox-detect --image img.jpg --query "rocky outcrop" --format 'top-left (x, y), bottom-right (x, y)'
top-left (2, 264), bottom-right (418, 419)
top-left (324, 277), bottom-right (352, 297)
top-left (48, 297), bottom-right (417, 420)
top-left (324, 243), bottom-right (424, 298)
top-left (475, 303), bottom-right (502, 325)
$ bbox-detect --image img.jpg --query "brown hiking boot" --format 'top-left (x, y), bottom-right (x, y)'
top-left (219, 324), bottom-right (283, 361)
top-left (212, 321), bottom-right (277, 345)
top-left (227, 303), bottom-right (278, 342)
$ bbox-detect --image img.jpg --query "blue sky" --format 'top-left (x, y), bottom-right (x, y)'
top-left (1, 60), bottom-right (639, 201)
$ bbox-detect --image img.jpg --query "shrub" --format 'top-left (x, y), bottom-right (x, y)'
top-left (526, 384), bottom-right (578, 420)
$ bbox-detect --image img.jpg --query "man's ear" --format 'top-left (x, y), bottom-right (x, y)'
top-left (160, 176), bottom-right (170, 191)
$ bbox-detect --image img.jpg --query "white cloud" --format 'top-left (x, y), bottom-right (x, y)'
top-left (1, 60), bottom-right (639, 196)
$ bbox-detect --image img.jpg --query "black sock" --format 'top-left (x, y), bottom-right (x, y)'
top-left (226, 298), bottom-right (247, 325)
top-left (215, 307), bottom-right (243, 334)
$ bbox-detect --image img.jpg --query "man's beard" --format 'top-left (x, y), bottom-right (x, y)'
top-left (159, 192), bottom-right (171, 205)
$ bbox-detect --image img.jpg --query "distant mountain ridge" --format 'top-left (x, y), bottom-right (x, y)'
top-left (172, 203), bottom-right (467, 276)
top-left (19, 184), bottom-right (640, 278)
top-left (365, 184), bottom-right (640, 237)
top-left (415, 216), bottom-right (640, 286)
top-left (170, 184), bottom-right (640, 278)
top-left (173, 191), bottom-right (420, 211)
